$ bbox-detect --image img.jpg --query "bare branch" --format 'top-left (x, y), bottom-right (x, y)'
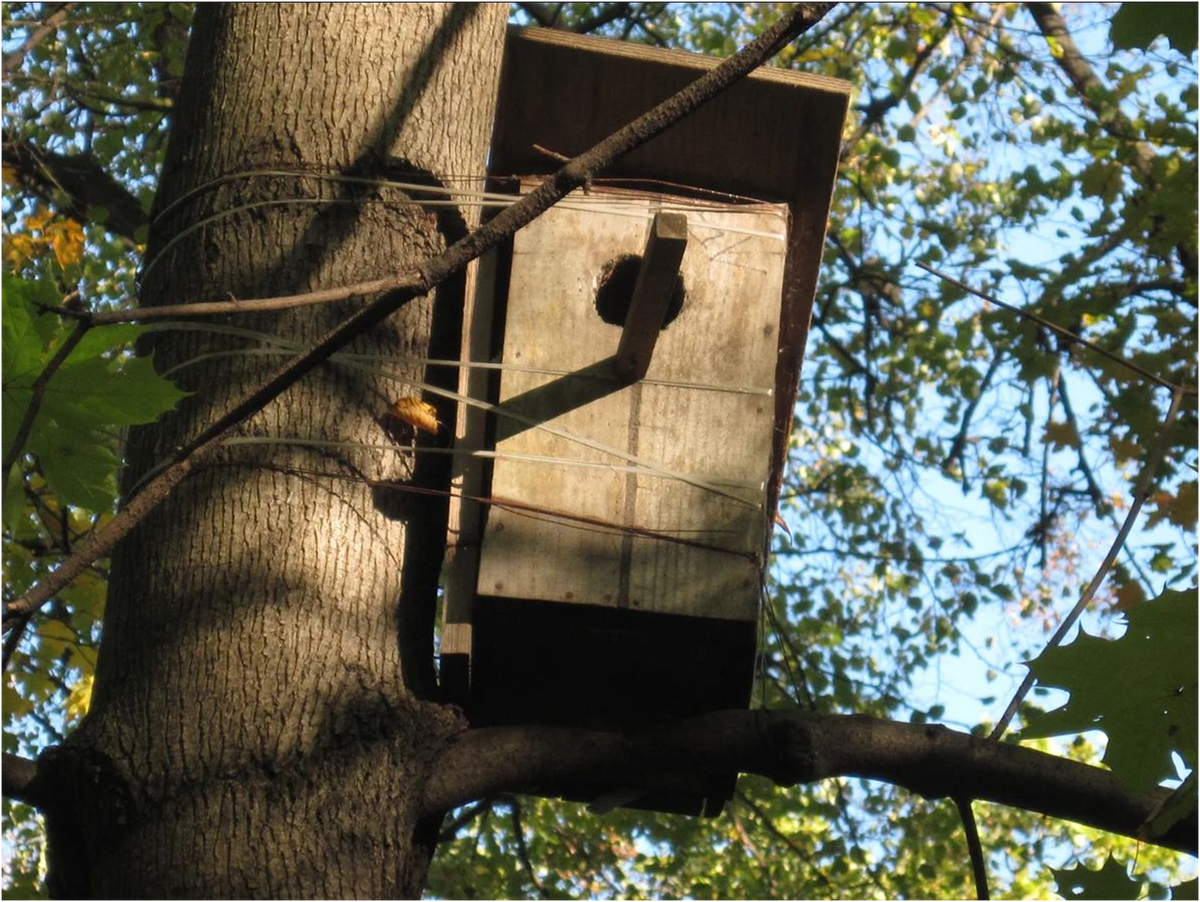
top-left (991, 383), bottom-right (1190, 738)
top-left (942, 348), bottom-right (1004, 472)
top-left (423, 710), bottom-right (1197, 855)
top-left (2, 4), bottom-right (836, 629)
top-left (515, 3), bottom-right (557, 28)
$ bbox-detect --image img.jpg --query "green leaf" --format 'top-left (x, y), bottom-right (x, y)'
top-left (1051, 856), bottom-right (1142, 900)
top-left (2, 467), bottom-right (26, 533)
top-left (1022, 588), bottom-right (1198, 793)
top-left (27, 418), bottom-right (121, 512)
top-left (1111, 3), bottom-right (1198, 53)
top-left (2, 278), bottom-right (187, 510)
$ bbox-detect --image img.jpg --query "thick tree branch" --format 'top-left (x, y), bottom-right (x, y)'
top-left (2, 4), bottom-right (835, 629)
top-left (423, 710), bottom-right (1197, 855)
top-left (0, 748), bottom-right (38, 801)
top-left (3, 139), bottom-right (149, 242)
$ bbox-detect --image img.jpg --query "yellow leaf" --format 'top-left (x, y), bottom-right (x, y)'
top-left (1, 164), bottom-right (17, 185)
top-left (65, 672), bottom-right (94, 722)
top-left (3, 681), bottom-right (34, 719)
top-left (387, 396), bottom-right (440, 434)
top-left (25, 205), bottom-right (53, 233)
top-left (3, 232), bottom-right (35, 270)
top-left (47, 218), bottom-right (84, 269)
top-left (38, 619), bottom-right (76, 642)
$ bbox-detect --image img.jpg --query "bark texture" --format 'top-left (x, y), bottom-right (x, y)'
top-left (47, 6), bottom-right (506, 897)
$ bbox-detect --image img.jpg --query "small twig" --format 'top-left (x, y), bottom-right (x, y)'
top-left (729, 798), bottom-right (774, 892)
top-left (2, 3), bottom-right (74, 77)
top-left (735, 791), bottom-right (835, 888)
top-left (916, 262), bottom-right (1190, 394)
top-left (530, 143), bottom-right (570, 164)
top-left (1, 319), bottom-right (90, 483)
top-left (508, 798), bottom-right (548, 899)
top-left (2, 4), bottom-right (835, 629)
top-left (991, 383), bottom-right (1190, 739)
top-left (1056, 375), bottom-right (1107, 512)
top-left (955, 795), bottom-right (990, 900)
top-left (436, 797), bottom-right (495, 843)
top-left (942, 348), bottom-right (1004, 472)
top-left (1, 613), bottom-right (31, 672)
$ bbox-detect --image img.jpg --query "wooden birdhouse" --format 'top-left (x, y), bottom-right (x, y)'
top-left (441, 27), bottom-right (850, 816)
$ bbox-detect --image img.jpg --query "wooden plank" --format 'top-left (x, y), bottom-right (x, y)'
top-left (615, 211), bottom-right (688, 381)
top-left (492, 26), bottom-right (850, 204)
top-left (476, 182), bottom-right (785, 621)
top-left (441, 248), bottom-right (499, 665)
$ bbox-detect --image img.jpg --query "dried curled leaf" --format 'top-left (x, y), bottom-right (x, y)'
top-left (389, 396), bottom-right (440, 434)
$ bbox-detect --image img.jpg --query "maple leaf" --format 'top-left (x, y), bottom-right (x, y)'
top-left (1050, 856), bottom-right (1142, 900)
top-left (1146, 480), bottom-right (1199, 531)
top-left (1021, 587), bottom-right (1198, 793)
top-left (1044, 419), bottom-right (1080, 450)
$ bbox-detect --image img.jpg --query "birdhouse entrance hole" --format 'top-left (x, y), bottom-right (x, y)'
top-left (594, 254), bottom-right (686, 329)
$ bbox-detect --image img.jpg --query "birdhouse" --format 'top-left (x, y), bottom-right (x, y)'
top-left (441, 27), bottom-right (850, 816)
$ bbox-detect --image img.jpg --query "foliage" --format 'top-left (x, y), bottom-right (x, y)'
top-left (1109, 3), bottom-right (1198, 55)
top-left (1051, 855), bottom-right (1144, 901)
top-left (2, 274), bottom-right (187, 513)
top-left (1024, 587), bottom-right (1197, 796)
top-left (2, 1), bottom-right (1197, 899)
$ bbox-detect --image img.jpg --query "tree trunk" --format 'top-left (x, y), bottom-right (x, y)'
top-left (44, 6), bottom-right (507, 897)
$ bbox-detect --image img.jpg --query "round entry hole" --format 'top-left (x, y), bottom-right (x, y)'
top-left (594, 254), bottom-right (685, 329)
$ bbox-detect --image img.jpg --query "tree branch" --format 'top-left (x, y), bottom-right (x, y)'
top-left (991, 383), bottom-right (1189, 738)
top-left (3, 139), bottom-right (149, 242)
top-left (917, 261), bottom-right (1190, 394)
top-left (955, 795), bottom-right (990, 900)
top-left (46, 270), bottom-right (425, 326)
top-left (1025, 2), bottom-right (1153, 178)
top-left (941, 348), bottom-right (1003, 472)
top-left (2, 4), bottom-right (835, 629)
top-left (1, 752), bottom-right (46, 807)
top-left (423, 710), bottom-right (1197, 855)
top-left (1, 320), bottom-right (89, 483)
top-left (2, 3), bottom-right (74, 77)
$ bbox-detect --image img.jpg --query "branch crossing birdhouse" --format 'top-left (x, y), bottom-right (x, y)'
top-left (441, 27), bottom-right (850, 816)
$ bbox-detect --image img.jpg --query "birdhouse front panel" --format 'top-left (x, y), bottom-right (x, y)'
top-left (474, 181), bottom-right (787, 622)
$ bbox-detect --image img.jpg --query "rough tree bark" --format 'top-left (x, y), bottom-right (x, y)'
top-left (40, 6), bottom-right (507, 897)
